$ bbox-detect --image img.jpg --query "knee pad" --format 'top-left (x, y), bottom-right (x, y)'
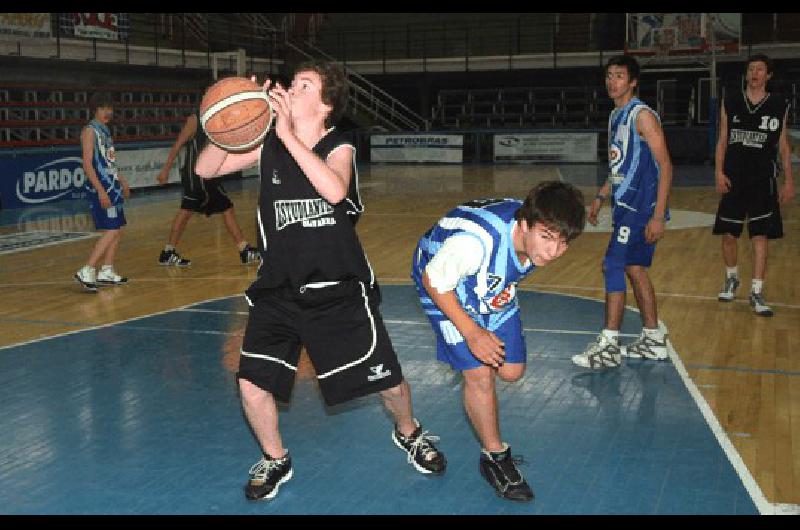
top-left (603, 254), bottom-right (627, 293)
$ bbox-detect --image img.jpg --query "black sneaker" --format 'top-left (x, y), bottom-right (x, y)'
top-left (479, 444), bottom-right (534, 502)
top-left (392, 419), bottom-right (446, 475)
top-left (240, 245), bottom-right (261, 264)
top-left (244, 452), bottom-right (293, 501)
top-left (159, 249), bottom-right (191, 267)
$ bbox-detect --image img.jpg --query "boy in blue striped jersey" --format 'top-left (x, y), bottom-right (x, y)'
top-left (412, 181), bottom-right (586, 501)
top-left (74, 92), bottom-right (130, 292)
top-left (571, 54), bottom-right (673, 370)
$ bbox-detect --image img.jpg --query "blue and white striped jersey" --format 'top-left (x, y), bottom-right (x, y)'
top-left (608, 97), bottom-right (668, 224)
top-left (412, 198), bottom-right (534, 330)
top-left (84, 119), bottom-right (123, 205)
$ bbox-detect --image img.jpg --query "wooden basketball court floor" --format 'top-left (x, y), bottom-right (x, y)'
top-left (0, 162), bottom-right (797, 514)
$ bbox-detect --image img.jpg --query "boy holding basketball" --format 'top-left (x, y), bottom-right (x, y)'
top-left (155, 113), bottom-right (260, 267)
top-left (74, 91), bottom-right (130, 292)
top-left (195, 60), bottom-right (447, 501)
top-left (412, 182), bottom-right (586, 501)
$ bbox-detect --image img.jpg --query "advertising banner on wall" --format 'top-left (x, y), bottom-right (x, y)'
top-left (494, 132), bottom-right (598, 163)
top-left (370, 135), bottom-right (463, 163)
top-left (0, 13), bottom-right (51, 39)
top-left (69, 13), bottom-right (123, 40)
top-left (0, 146), bottom-right (180, 209)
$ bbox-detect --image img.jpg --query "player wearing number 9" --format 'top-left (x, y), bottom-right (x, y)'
top-left (572, 54), bottom-right (674, 370)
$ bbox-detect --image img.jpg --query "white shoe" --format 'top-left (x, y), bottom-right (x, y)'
top-left (572, 334), bottom-right (622, 369)
top-left (718, 276), bottom-right (740, 302)
top-left (621, 331), bottom-right (668, 360)
top-left (96, 265), bottom-right (128, 286)
top-left (74, 266), bottom-right (97, 292)
top-left (749, 292), bottom-right (773, 317)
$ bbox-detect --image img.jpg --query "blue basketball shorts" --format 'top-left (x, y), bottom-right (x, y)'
top-left (413, 281), bottom-right (527, 372)
top-left (88, 199), bottom-right (126, 230)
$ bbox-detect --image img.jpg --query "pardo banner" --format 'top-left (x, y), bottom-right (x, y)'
top-left (0, 146), bottom-right (180, 209)
top-left (371, 135), bottom-right (463, 163)
top-left (494, 132), bottom-right (598, 163)
top-left (0, 13), bottom-right (51, 39)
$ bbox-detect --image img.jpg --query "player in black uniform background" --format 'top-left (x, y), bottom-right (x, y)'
top-left (195, 60), bottom-right (446, 502)
top-left (155, 112), bottom-right (260, 266)
top-left (713, 53), bottom-right (795, 316)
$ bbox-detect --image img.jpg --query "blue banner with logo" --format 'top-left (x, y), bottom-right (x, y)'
top-left (0, 150), bottom-right (89, 209)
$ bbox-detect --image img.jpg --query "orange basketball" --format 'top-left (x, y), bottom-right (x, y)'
top-left (199, 77), bottom-right (273, 151)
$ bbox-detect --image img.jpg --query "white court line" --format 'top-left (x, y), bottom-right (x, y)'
top-left (0, 277), bottom-right (255, 288)
top-left (377, 278), bottom-right (800, 311)
top-left (181, 308), bottom-right (249, 315)
top-left (0, 293), bottom-right (242, 352)
top-left (0, 231), bottom-right (99, 256)
top-left (2, 286), bottom-right (797, 513)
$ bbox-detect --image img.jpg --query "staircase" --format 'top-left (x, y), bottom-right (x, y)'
top-left (283, 38), bottom-right (429, 132)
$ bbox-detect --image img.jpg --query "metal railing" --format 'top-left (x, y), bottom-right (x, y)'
top-left (284, 39), bottom-right (430, 131)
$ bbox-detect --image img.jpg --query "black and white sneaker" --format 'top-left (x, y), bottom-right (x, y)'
top-left (159, 249), bottom-right (191, 267)
top-left (392, 419), bottom-right (446, 475)
top-left (240, 245), bottom-right (261, 265)
top-left (718, 275), bottom-right (740, 302)
top-left (479, 444), bottom-right (534, 502)
top-left (74, 266), bottom-right (97, 292)
top-left (621, 331), bottom-right (668, 360)
top-left (96, 266), bottom-right (128, 286)
top-left (244, 452), bottom-right (293, 501)
top-left (749, 292), bottom-right (773, 317)
top-left (571, 334), bottom-right (622, 369)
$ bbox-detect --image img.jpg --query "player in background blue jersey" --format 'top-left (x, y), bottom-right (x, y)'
top-left (412, 181), bottom-right (586, 501)
top-left (572, 54), bottom-right (673, 370)
top-left (74, 92), bottom-right (131, 292)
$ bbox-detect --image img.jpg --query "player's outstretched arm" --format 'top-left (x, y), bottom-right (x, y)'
top-left (715, 100), bottom-right (731, 194)
top-left (779, 108), bottom-right (795, 204)
top-left (157, 114), bottom-right (198, 185)
top-left (638, 109), bottom-right (672, 243)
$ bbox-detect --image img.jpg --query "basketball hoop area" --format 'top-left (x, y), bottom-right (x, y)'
top-left (210, 48), bottom-right (247, 80)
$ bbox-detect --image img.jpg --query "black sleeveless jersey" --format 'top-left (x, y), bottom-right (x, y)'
top-left (181, 111), bottom-right (207, 181)
top-left (252, 127), bottom-right (369, 290)
top-left (723, 90), bottom-right (790, 176)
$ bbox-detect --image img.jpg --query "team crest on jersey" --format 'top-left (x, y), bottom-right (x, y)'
top-left (487, 282), bottom-right (517, 312)
top-left (487, 273), bottom-right (502, 292)
top-left (609, 145), bottom-right (620, 162)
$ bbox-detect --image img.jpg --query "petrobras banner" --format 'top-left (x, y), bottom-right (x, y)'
top-left (370, 135), bottom-right (463, 163)
top-left (0, 13), bottom-right (51, 39)
top-left (0, 146), bottom-right (180, 209)
top-left (494, 132), bottom-right (598, 163)
top-left (70, 13), bottom-right (121, 40)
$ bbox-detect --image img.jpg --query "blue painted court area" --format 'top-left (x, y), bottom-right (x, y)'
top-left (0, 285), bottom-right (757, 515)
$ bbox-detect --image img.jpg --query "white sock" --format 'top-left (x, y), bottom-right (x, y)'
top-left (601, 329), bottom-right (619, 345)
top-left (165, 244), bottom-right (175, 252)
top-left (752, 279), bottom-right (763, 294)
top-left (238, 241), bottom-right (249, 252)
top-left (726, 266), bottom-right (738, 279)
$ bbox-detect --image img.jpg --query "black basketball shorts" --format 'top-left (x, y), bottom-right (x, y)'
top-left (180, 173), bottom-right (233, 216)
top-left (237, 279), bottom-right (404, 406)
top-left (712, 169), bottom-right (783, 239)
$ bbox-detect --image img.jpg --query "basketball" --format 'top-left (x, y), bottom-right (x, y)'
top-left (199, 76), bottom-right (273, 151)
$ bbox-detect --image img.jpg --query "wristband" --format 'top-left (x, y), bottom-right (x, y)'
top-left (595, 193), bottom-right (607, 201)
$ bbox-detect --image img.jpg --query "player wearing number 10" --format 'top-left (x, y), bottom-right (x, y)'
top-left (572, 54), bottom-right (674, 370)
